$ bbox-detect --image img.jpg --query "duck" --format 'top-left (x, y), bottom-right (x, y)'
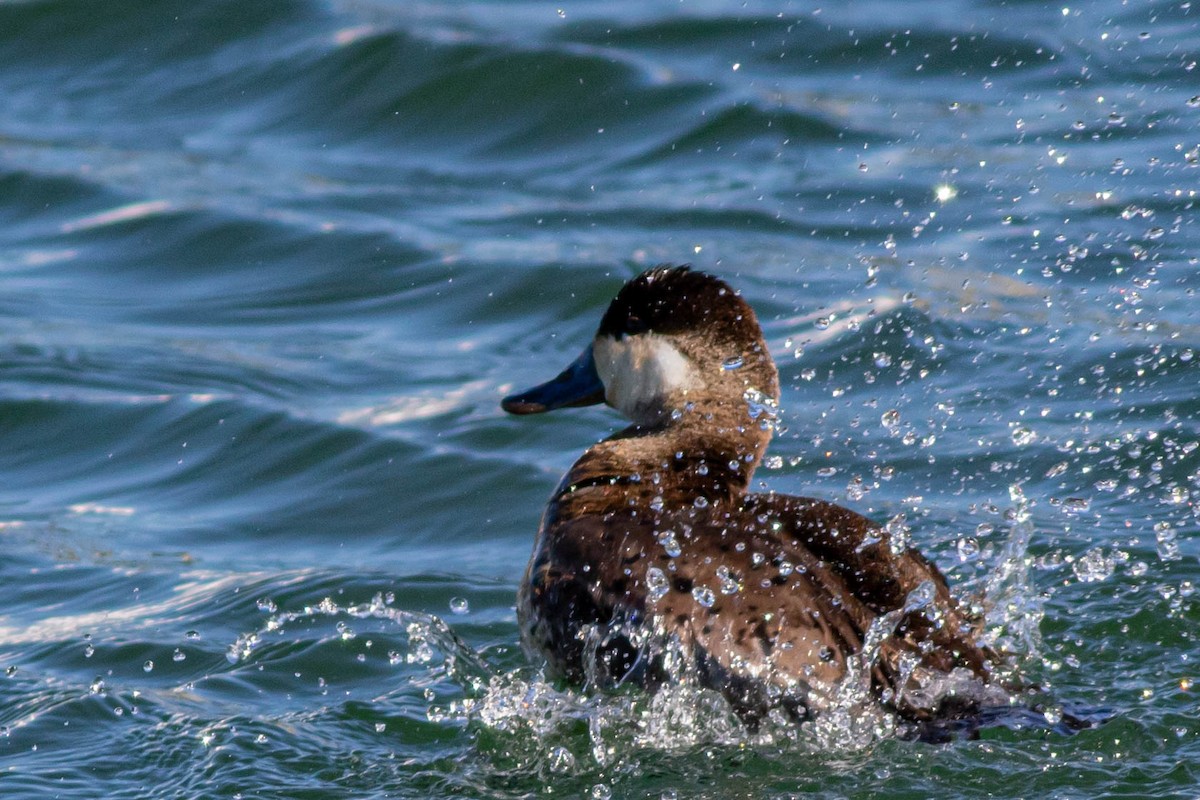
top-left (501, 265), bottom-right (997, 730)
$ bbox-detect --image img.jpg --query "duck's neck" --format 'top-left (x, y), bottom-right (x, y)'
top-left (553, 401), bottom-right (773, 512)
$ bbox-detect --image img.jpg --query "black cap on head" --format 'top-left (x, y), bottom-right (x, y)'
top-left (597, 266), bottom-right (759, 347)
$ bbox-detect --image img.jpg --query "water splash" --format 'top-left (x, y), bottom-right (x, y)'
top-left (743, 388), bottom-right (780, 433)
top-left (218, 515), bottom-right (1048, 777)
top-left (226, 592), bottom-right (491, 687)
top-left (980, 484), bottom-right (1045, 673)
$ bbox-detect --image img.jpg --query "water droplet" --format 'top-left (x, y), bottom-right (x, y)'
top-left (957, 537), bottom-right (980, 560)
top-left (881, 409), bottom-right (901, 429)
top-left (172, 649), bottom-right (186, 662)
top-left (1188, 96), bottom-right (1200, 109)
top-left (657, 531), bottom-right (682, 558)
top-left (1010, 426), bottom-right (1036, 446)
top-left (846, 476), bottom-right (867, 501)
top-left (814, 317), bottom-right (830, 330)
top-left (721, 355), bottom-right (745, 371)
top-left (902, 580), bottom-right (937, 615)
top-left (1045, 461), bottom-right (1068, 478)
top-left (548, 746), bottom-right (575, 773)
top-left (84, 644), bottom-right (95, 658)
top-left (716, 566), bottom-right (741, 595)
top-left (1072, 547), bottom-right (1115, 582)
top-left (692, 586), bottom-right (716, 607)
top-left (256, 598), bottom-right (277, 613)
top-left (1061, 497), bottom-right (1091, 514)
top-left (743, 388), bottom-right (778, 423)
top-left (143, 660), bottom-right (154, 673)
top-left (885, 514), bottom-right (910, 554)
top-left (873, 352), bottom-right (892, 368)
top-left (449, 597), bottom-right (470, 615)
top-left (693, 496), bottom-right (709, 509)
top-left (646, 567), bottom-right (669, 602)
top-left (185, 630), bottom-right (200, 640)
top-left (1156, 522), bottom-right (1181, 561)
top-left (4, 666), bottom-right (16, 678)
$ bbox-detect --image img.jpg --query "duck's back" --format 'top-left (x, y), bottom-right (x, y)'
top-left (519, 490), bottom-right (993, 723)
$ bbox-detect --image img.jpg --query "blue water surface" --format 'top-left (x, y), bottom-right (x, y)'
top-left (1, 1), bottom-right (1198, 798)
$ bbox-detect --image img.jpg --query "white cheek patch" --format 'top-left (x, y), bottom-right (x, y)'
top-left (593, 334), bottom-right (697, 421)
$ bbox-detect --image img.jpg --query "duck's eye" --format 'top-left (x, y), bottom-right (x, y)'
top-left (625, 315), bottom-right (650, 336)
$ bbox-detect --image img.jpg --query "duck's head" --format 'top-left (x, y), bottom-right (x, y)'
top-left (502, 266), bottom-right (779, 431)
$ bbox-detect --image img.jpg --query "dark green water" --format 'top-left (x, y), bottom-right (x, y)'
top-left (1, 0), bottom-right (1198, 797)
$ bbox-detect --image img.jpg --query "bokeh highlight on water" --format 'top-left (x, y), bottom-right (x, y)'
top-left (1, 0), bottom-right (1198, 797)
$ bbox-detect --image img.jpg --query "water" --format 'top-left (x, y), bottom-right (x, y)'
top-left (1, 0), bottom-right (1198, 796)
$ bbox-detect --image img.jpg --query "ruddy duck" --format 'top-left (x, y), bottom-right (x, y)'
top-left (502, 266), bottom-right (995, 727)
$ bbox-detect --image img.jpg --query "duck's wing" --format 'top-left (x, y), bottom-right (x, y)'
top-left (742, 494), bottom-right (994, 678)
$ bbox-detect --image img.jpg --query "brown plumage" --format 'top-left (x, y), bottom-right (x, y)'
top-left (502, 266), bottom-right (995, 726)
